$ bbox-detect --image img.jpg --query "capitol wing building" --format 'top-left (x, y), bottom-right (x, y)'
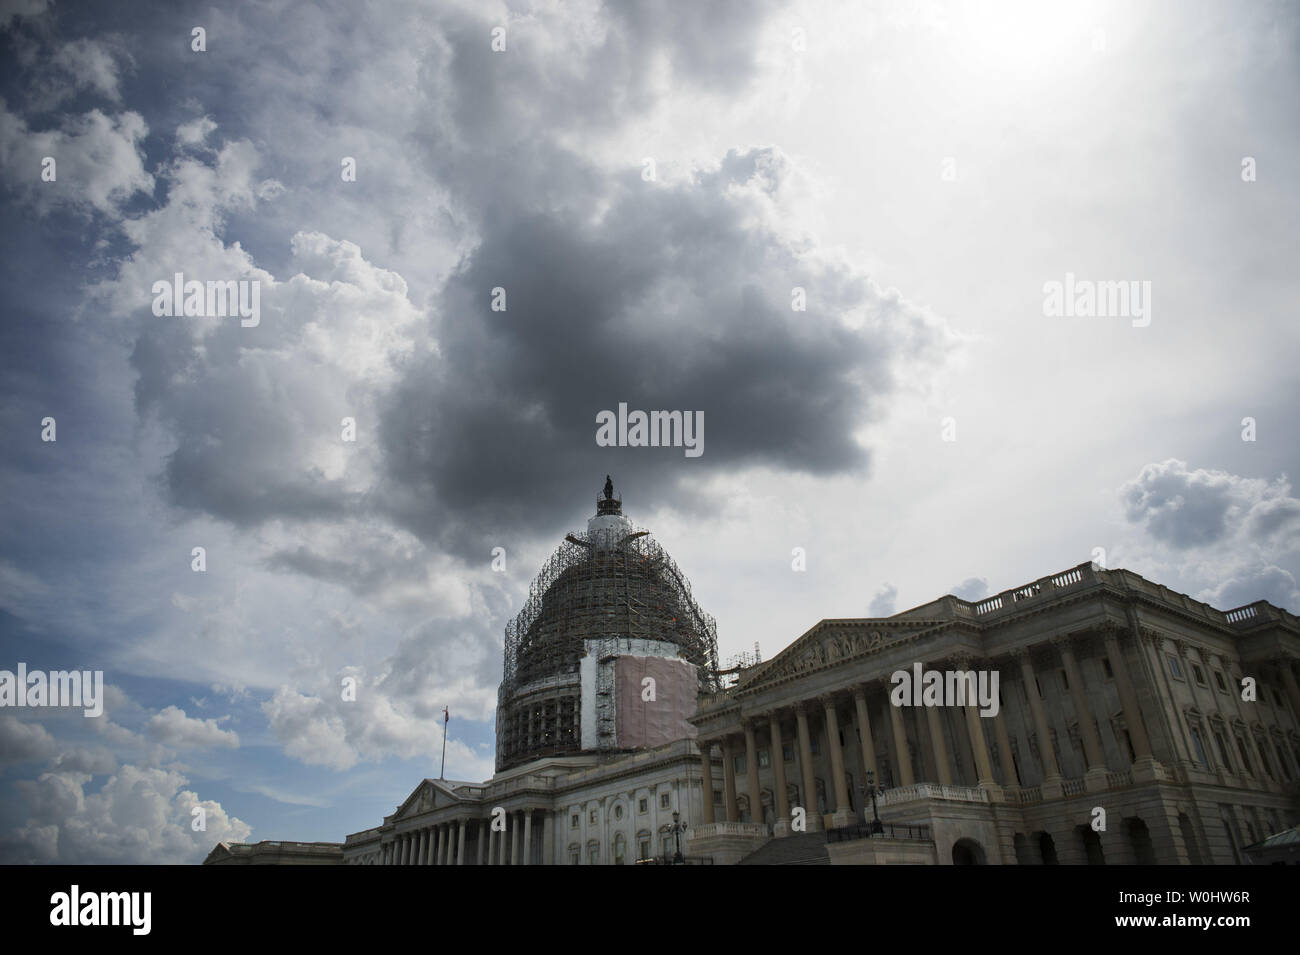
top-left (206, 485), bottom-right (1300, 866)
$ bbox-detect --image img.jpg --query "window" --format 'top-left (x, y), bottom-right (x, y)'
top-left (569, 848), bottom-right (579, 865)
top-left (1214, 671), bottom-right (1227, 692)
top-left (1214, 731), bottom-right (1231, 769)
top-left (661, 836), bottom-right (672, 858)
top-left (810, 737), bottom-right (820, 755)
top-left (1235, 736), bottom-right (1254, 775)
top-left (758, 748), bottom-right (771, 768)
top-left (660, 792), bottom-right (671, 809)
top-left (614, 833), bottom-right (626, 865)
top-left (1060, 669), bottom-right (1069, 691)
top-left (570, 814), bottom-right (579, 829)
top-left (783, 743), bottom-right (794, 762)
top-left (638, 798), bottom-right (647, 813)
top-left (1193, 665), bottom-right (1206, 687)
top-left (639, 839), bottom-right (650, 860)
top-left (589, 809), bottom-right (598, 825)
top-left (1102, 658), bottom-right (1114, 679)
top-left (589, 846), bottom-right (599, 865)
top-left (1190, 728), bottom-right (1209, 768)
top-left (1168, 656), bottom-right (1184, 679)
top-left (614, 804), bottom-right (623, 820)
top-left (733, 754), bottom-right (746, 775)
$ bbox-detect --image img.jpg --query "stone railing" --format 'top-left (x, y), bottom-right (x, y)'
top-left (1107, 769), bottom-right (1134, 789)
top-left (877, 783), bottom-right (990, 806)
top-left (691, 821), bottom-right (768, 838)
top-left (1004, 786), bottom-right (1042, 804)
top-left (1062, 778), bottom-right (1087, 796)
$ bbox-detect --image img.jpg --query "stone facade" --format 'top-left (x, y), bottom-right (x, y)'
top-left (209, 560), bottom-right (1300, 865)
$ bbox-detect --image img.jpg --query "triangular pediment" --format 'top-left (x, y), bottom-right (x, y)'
top-left (739, 618), bottom-right (953, 690)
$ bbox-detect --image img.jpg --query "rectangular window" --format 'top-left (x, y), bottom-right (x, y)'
top-left (782, 743), bottom-right (794, 762)
top-left (1190, 728), bottom-right (1208, 768)
top-left (758, 748), bottom-right (770, 768)
top-left (1192, 664), bottom-right (1206, 686)
top-left (1214, 671), bottom-right (1227, 692)
top-left (660, 792), bottom-right (671, 809)
top-left (570, 850), bottom-right (579, 865)
top-left (810, 737), bottom-right (820, 755)
top-left (589, 809), bottom-right (598, 825)
top-left (638, 797), bottom-right (647, 813)
top-left (589, 847), bottom-right (599, 865)
top-left (662, 837), bottom-right (672, 857)
top-left (1168, 656), bottom-right (1183, 679)
top-left (733, 754), bottom-right (746, 775)
top-left (570, 814), bottom-right (579, 829)
top-left (639, 840), bottom-right (649, 860)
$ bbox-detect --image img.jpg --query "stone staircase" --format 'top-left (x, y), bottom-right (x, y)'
top-left (736, 832), bottom-right (830, 865)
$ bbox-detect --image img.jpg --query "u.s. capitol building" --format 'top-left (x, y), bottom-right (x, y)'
top-left (206, 482), bottom-right (1300, 865)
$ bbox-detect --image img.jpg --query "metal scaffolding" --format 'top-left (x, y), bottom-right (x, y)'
top-left (496, 495), bottom-right (720, 770)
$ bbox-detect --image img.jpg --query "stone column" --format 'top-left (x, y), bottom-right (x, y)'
top-left (769, 713), bottom-right (791, 836)
top-left (924, 704), bottom-right (953, 786)
top-left (721, 736), bottom-right (739, 823)
top-left (954, 655), bottom-right (998, 795)
top-left (477, 820), bottom-right (486, 865)
top-left (443, 823), bottom-right (453, 865)
top-left (964, 703), bottom-right (998, 789)
top-left (795, 703), bottom-right (821, 831)
top-left (744, 721), bottom-right (763, 826)
top-left (1016, 648), bottom-right (1063, 797)
top-left (500, 815), bottom-right (509, 865)
top-left (1057, 638), bottom-right (1108, 791)
top-left (853, 686), bottom-right (879, 786)
top-left (542, 812), bottom-right (554, 865)
top-left (993, 708), bottom-right (1020, 786)
top-left (522, 810), bottom-right (533, 865)
top-left (698, 741), bottom-right (716, 825)
top-left (486, 820), bottom-right (496, 866)
top-left (458, 819), bottom-right (467, 865)
top-left (823, 696), bottom-right (854, 827)
top-left (511, 812), bottom-right (521, 865)
top-left (888, 696), bottom-right (915, 786)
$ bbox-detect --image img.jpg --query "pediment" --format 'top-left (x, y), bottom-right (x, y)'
top-left (741, 619), bottom-right (949, 689)
top-left (395, 780), bottom-right (439, 819)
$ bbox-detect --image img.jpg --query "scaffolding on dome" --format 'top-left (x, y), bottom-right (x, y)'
top-left (495, 496), bottom-right (721, 770)
top-left (502, 498), bottom-right (721, 693)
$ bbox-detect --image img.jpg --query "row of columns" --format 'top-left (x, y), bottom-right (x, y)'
top-left (700, 632), bottom-right (1161, 825)
top-left (383, 819), bottom-right (467, 865)
top-left (384, 809), bottom-right (554, 865)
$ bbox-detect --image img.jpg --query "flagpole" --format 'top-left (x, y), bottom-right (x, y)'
top-left (440, 706), bottom-right (448, 780)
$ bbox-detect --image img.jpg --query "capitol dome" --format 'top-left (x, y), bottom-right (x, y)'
top-left (495, 479), bottom-right (720, 771)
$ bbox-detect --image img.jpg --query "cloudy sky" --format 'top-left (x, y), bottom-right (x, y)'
top-left (1, 0), bottom-right (1296, 863)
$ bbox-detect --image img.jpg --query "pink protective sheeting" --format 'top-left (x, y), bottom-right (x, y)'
top-left (614, 656), bottom-right (698, 748)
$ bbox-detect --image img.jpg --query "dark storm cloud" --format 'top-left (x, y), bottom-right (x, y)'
top-left (377, 146), bottom-right (951, 554)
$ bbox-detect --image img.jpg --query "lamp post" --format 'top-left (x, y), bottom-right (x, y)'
top-left (670, 810), bottom-right (687, 864)
top-left (865, 770), bottom-right (884, 834)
